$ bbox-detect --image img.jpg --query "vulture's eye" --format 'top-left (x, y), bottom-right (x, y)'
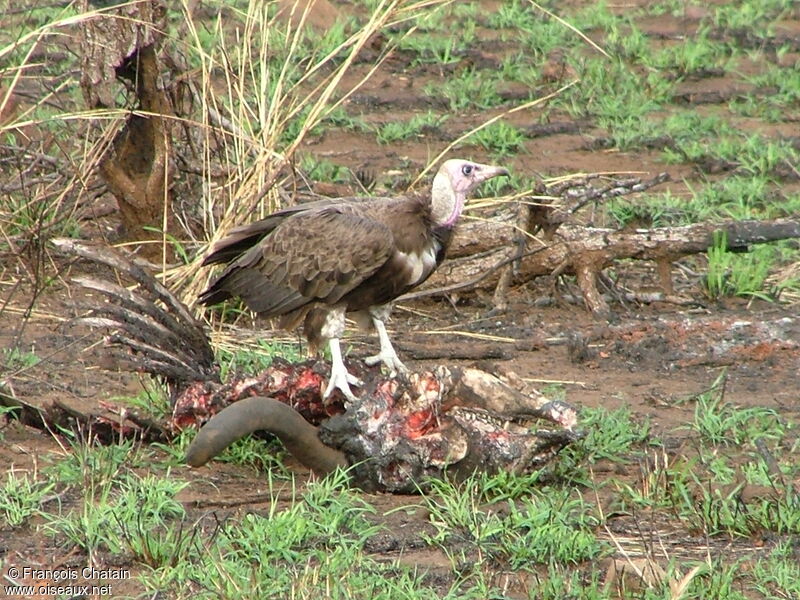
top-left (461, 164), bottom-right (474, 176)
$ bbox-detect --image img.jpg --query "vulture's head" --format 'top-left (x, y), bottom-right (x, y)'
top-left (441, 159), bottom-right (510, 195)
top-left (431, 159), bottom-right (510, 227)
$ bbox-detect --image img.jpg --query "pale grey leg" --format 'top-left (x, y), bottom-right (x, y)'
top-left (364, 316), bottom-right (408, 376)
top-left (323, 337), bottom-right (361, 403)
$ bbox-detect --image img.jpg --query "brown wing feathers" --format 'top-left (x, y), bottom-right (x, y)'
top-left (201, 198), bottom-right (349, 266)
top-left (198, 203), bottom-right (396, 317)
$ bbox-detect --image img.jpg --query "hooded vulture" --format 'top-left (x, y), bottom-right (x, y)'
top-left (199, 159), bottom-right (509, 401)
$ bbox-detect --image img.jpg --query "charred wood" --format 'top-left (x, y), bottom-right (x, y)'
top-left (79, 0), bottom-right (177, 260)
top-left (0, 386), bottom-right (168, 444)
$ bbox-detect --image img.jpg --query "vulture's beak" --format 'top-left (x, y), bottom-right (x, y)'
top-left (476, 164), bottom-right (510, 182)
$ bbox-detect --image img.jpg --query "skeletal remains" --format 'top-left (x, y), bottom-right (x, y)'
top-left (53, 238), bottom-right (581, 492)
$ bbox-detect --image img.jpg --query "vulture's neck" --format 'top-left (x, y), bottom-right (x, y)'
top-left (429, 172), bottom-right (463, 228)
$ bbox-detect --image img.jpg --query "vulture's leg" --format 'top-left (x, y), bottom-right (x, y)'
top-left (310, 306), bottom-right (361, 403)
top-left (324, 337), bottom-right (361, 403)
top-left (364, 305), bottom-right (408, 376)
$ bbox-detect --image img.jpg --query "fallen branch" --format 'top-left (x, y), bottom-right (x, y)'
top-left (406, 169), bottom-right (800, 315)
top-left (414, 215), bottom-right (800, 316)
top-left (0, 386), bottom-right (168, 444)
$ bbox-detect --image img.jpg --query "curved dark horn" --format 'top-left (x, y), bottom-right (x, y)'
top-left (185, 396), bottom-right (347, 475)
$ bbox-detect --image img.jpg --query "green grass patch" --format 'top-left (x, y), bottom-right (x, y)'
top-left (684, 481), bottom-right (800, 536)
top-left (734, 61), bottom-right (800, 121)
top-left (752, 541), bottom-right (800, 599)
top-left (705, 234), bottom-right (780, 300)
top-left (44, 470), bottom-right (188, 563)
top-left (217, 339), bottom-right (303, 379)
top-left (1, 347), bottom-right (41, 371)
top-left (422, 474), bottom-right (603, 569)
top-left (469, 121), bottom-right (526, 158)
top-left (214, 434), bottom-right (290, 474)
top-left (571, 405), bottom-right (651, 463)
top-left (621, 445), bottom-right (800, 536)
top-left (401, 33), bottom-right (466, 66)
top-left (525, 563), bottom-right (609, 600)
top-left (322, 106), bottom-right (370, 132)
top-left (649, 27), bottom-right (733, 76)
top-left (0, 471), bottom-right (55, 527)
top-left (686, 560), bottom-right (749, 600)
top-left (607, 190), bottom-right (692, 228)
top-left (300, 154), bottom-right (350, 184)
top-left (608, 174), bottom-right (800, 231)
top-left (46, 438), bottom-right (147, 489)
top-left (559, 59), bottom-right (674, 149)
top-left (424, 68), bottom-right (503, 111)
top-left (112, 383), bottom-right (172, 420)
top-left (665, 133), bottom-right (800, 178)
top-left (471, 170), bottom-right (526, 198)
top-left (488, 0), bottom-right (540, 32)
top-left (501, 491), bottom-right (603, 567)
top-left (690, 373), bottom-right (787, 444)
top-left (712, 0), bottom-right (795, 33)
top-left (145, 470), bottom-right (450, 598)
top-left (376, 111), bottom-right (448, 145)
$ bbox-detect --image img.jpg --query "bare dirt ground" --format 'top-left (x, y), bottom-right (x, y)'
top-left (4, 290), bottom-right (797, 596)
top-left (2, 1), bottom-right (799, 598)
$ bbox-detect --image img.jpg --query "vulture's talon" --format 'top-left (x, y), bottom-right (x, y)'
top-left (323, 338), bottom-right (361, 403)
top-left (322, 372), bottom-right (360, 404)
top-left (368, 315), bottom-right (409, 377)
top-left (364, 352), bottom-right (408, 378)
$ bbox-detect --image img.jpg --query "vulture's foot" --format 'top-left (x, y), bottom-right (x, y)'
top-left (323, 360), bottom-right (362, 404)
top-left (366, 316), bottom-right (408, 377)
top-left (324, 338), bottom-right (362, 403)
top-left (364, 349), bottom-right (408, 377)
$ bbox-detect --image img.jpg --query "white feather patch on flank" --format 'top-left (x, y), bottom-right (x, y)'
top-left (398, 241), bottom-right (440, 285)
top-left (321, 305), bottom-right (347, 339)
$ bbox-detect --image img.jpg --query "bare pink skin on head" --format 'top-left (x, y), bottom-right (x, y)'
top-left (434, 159), bottom-right (510, 227)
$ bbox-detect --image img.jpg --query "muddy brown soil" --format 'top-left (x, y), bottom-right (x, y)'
top-left (2, 278), bottom-right (797, 596)
top-left (2, 1), bottom-right (800, 598)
